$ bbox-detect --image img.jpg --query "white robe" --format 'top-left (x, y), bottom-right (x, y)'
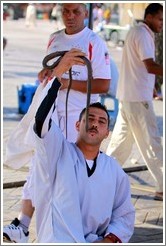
top-left (31, 79), bottom-right (135, 242)
top-left (4, 81), bottom-right (56, 169)
top-left (4, 78), bottom-right (135, 243)
top-left (32, 120), bottom-right (135, 243)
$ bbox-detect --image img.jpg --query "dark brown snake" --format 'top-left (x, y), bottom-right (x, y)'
top-left (42, 51), bottom-right (92, 138)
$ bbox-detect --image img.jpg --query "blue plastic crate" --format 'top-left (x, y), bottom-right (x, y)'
top-left (17, 83), bottom-right (38, 114)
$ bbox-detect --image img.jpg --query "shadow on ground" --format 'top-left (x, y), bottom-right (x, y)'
top-left (129, 224), bottom-right (163, 243)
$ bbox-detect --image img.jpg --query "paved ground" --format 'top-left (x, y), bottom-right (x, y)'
top-left (2, 19), bottom-right (164, 244)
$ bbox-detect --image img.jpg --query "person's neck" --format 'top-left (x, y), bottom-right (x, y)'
top-left (65, 26), bottom-right (85, 35)
top-left (76, 140), bottom-right (99, 160)
top-left (143, 20), bottom-right (148, 26)
top-left (142, 20), bottom-right (154, 33)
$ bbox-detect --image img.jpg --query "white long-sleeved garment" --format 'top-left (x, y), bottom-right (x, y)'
top-left (31, 79), bottom-right (135, 243)
top-left (32, 120), bottom-right (135, 243)
top-left (4, 81), bottom-right (54, 169)
top-left (4, 78), bottom-right (135, 243)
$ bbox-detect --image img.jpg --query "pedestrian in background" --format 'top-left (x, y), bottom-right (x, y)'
top-left (50, 3), bottom-right (62, 30)
top-left (25, 3), bottom-right (36, 28)
top-left (106, 3), bottom-right (163, 201)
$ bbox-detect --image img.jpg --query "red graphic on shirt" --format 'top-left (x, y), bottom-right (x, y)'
top-left (89, 43), bottom-right (93, 61)
top-left (47, 36), bottom-right (55, 51)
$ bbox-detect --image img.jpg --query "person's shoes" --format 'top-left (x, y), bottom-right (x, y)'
top-left (154, 192), bottom-right (163, 201)
top-left (3, 218), bottom-right (29, 243)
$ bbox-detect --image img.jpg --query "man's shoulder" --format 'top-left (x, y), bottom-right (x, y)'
top-left (129, 24), bottom-right (142, 33)
top-left (127, 24), bottom-right (146, 41)
top-left (132, 23), bottom-right (149, 34)
top-left (101, 152), bottom-right (126, 174)
top-left (50, 29), bottom-right (64, 38)
top-left (85, 27), bottom-right (106, 44)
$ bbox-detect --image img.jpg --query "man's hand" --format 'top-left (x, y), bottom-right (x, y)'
top-left (52, 48), bottom-right (86, 81)
top-left (93, 237), bottom-right (115, 243)
top-left (93, 233), bottom-right (122, 243)
top-left (38, 67), bottom-right (53, 83)
top-left (38, 48), bottom-right (86, 86)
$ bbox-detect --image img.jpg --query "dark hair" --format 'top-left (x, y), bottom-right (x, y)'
top-left (144, 3), bottom-right (163, 18)
top-left (79, 102), bottom-right (110, 127)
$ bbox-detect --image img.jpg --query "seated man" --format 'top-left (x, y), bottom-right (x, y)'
top-left (4, 49), bottom-right (135, 243)
top-left (31, 50), bottom-right (135, 243)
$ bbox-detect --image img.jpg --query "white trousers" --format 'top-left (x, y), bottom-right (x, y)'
top-left (106, 101), bottom-right (163, 192)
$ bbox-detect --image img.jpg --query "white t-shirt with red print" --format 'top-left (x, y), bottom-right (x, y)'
top-left (46, 26), bottom-right (111, 113)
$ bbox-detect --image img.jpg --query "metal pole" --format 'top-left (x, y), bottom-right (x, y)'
top-left (88, 3), bottom-right (93, 30)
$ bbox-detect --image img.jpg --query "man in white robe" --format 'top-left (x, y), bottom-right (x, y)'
top-left (31, 50), bottom-right (135, 243)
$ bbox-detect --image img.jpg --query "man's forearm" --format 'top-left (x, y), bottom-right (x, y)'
top-left (61, 78), bottom-right (110, 93)
top-left (143, 59), bottom-right (163, 76)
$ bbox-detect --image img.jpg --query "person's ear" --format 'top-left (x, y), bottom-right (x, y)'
top-left (85, 10), bottom-right (88, 19)
top-left (145, 13), bottom-right (153, 23)
top-left (75, 121), bottom-right (80, 132)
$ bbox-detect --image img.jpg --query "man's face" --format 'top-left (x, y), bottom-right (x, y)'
top-left (148, 11), bottom-right (163, 33)
top-left (76, 107), bottom-right (109, 146)
top-left (61, 4), bottom-right (88, 35)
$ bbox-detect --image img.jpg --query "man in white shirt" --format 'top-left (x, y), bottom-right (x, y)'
top-left (106, 3), bottom-right (163, 201)
top-left (39, 3), bottom-right (111, 142)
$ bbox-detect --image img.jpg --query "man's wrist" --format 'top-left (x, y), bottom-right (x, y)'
top-left (52, 67), bottom-right (63, 82)
top-left (104, 233), bottom-right (122, 243)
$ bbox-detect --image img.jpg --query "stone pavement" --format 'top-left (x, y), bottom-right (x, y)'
top-left (2, 19), bottom-right (164, 244)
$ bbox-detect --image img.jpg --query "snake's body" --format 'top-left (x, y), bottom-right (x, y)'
top-left (42, 51), bottom-right (92, 137)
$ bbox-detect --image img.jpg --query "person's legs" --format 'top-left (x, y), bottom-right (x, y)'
top-left (18, 200), bottom-right (34, 233)
top-left (3, 166), bottom-right (34, 243)
top-left (106, 102), bottom-right (135, 164)
top-left (3, 200), bottom-right (34, 243)
top-left (107, 101), bottom-right (163, 200)
top-left (126, 101), bottom-right (163, 194)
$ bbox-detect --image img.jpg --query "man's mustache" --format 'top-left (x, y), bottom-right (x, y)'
top-left (88, 126), bottom-right (98, 133)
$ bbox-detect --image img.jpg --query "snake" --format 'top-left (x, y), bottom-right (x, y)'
top-left (42, 51), bottom-right (92, 138)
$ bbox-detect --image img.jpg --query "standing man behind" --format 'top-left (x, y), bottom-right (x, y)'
top-left (39, 3), bottom-right (111, 142)
top-left (3, 3), bottom-right (111, 243)
top-left (106, 3), bottom-right (163, 201)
